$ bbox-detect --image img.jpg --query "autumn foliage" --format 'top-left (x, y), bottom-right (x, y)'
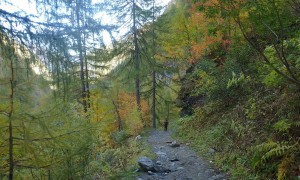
top-left (89, 90), bottom-right (150, 147)
top-left (117, 92), bottom-right (151, 133)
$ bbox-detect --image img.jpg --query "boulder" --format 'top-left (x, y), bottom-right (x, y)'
top-left (138, 156), bottom-right (155, 172)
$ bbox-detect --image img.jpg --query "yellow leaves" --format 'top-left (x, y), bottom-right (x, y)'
top-left (125, 108), bottom-right (143, 136)
top-left (278, 155), bottom-right (294, 180)
top-left (88, 90), bottom-right (150, 147)
top-left (117, 92), bottom-right (150, 130)
top-left (239, 11), bottom-right (249, 21)
top-left (89, 90), bottom-right (114, 123)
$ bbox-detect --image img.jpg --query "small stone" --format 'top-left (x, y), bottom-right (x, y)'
top-left (135, 135), bottom-right (142, 141)
top-left (170, 141), bottom-right (180, 147)
top-left (208, 148), bottom-right (216, 155)
top-left (156, 151), bottom-right (167, 156)
top-left (156, 161), bottom-right (162, 165)
top-left (170, 158), bottom-right (179, 162)
top-left (134, 168), bottom-right (140, 173)
top-left (177, 167), bottom-right (184, 170)
top-left (209, 174), bottom-right (226, 180)
top-left (205, 169), bottom-right (215, 174)
top-left (147, 171), bottom-right (155, 175)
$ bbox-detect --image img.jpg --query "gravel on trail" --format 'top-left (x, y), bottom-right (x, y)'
top-left (136, 130), bottom-right (228, 180)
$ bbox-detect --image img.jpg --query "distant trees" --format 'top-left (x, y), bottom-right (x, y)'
top-left (107, 0), bottom-right (180, 128)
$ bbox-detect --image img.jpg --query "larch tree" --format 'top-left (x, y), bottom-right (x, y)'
top-left (0, 1), bottom-right (102, 178)
top-left (108, 0), bottom-right (155, 110)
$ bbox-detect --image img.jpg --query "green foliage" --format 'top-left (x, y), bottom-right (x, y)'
top-left (191, 56), bottom-right (251, 105)
top-left (96, 139), bottom-right (154, 179)
top-left (226, 71), bottom-right (247, 89)
top-left (112, 131), bottom-right (130, 145)
top-left (273, 119), bottom-right (291, 133)
top-left (252, 140), bottom-right (299, 179)
top-left (245, 98), bottom-right (258, 120)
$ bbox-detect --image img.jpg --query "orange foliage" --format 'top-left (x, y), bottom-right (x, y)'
top-left (187, 0), bottom-right (242, 63)
top-left (88, 90), bottom-right (151, 146)
top-left (117, 92), bottom-right (151, 133)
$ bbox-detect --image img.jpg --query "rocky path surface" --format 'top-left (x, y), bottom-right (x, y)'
top-left (136, 130), bottom-right (227, 180)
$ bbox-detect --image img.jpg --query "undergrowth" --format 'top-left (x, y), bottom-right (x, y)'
top-left (94, 130), bottom-right (155, 179)
top-left (173, 89), bottom-right (300, 179)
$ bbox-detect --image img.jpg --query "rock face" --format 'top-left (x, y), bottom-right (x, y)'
top-left (138, 156), bottom-right (155, 172)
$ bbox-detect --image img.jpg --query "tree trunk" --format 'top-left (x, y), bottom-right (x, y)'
top-left (83, 34), bottom-right (90, 108)
top-left (8, 53), bottom-right (15, 180)
top-left (76, 0), bottom-right (87, 112)
top-left (133, 0), bottom-right (141, 110)
top-left (152, 71), bottom-right (156, 128)
top-left (152, 0), bottom-right (157, 129)
top-left (112, 100), bottom-right (123, 131)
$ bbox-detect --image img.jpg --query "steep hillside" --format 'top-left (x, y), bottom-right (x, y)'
top-left (163, 0), bottom-right (300, 179)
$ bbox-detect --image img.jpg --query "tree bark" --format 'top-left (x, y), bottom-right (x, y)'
top-left (152, 0), bottom-right (157, 129)
top-left (133, 0), bottom-right (141, 110)
top-left (83, 34), bottom-right (90, 108)
top-left (76, 0), bottom-right (87, 112)
top-left (8, 51), bottom-right (15, 180)
top-left (112, 100), bottom-right (123, 131)
top-left (152, 71), bottom-right (156, 128)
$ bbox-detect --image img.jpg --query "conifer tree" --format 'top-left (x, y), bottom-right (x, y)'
top-left (108, 0), bottom-right (154, 110)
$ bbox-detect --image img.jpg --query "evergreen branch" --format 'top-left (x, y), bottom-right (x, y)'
top-left (15, 163), bottom-right (52, 169)
top-left (157, 78), bottom-right (178, 93)
top-left (13, 130), bottom-right (81, 142)
top-left (0, 8), bottom-right (66, 29)
top-left (234, 17), bottom-right (300, 87)
top-left (0, 111), bottom-right (9, 116)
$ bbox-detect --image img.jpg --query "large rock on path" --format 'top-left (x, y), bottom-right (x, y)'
top-left (138, 156), bottom-right (171, 173)
top-left (138, 156), bottom-right (155, 172)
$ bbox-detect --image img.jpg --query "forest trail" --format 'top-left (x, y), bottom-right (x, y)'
top-left (137, 130), bottom-right (228, 180)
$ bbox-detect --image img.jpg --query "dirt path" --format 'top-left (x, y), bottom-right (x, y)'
top-left (137, 130), bottom-right (227, 180)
